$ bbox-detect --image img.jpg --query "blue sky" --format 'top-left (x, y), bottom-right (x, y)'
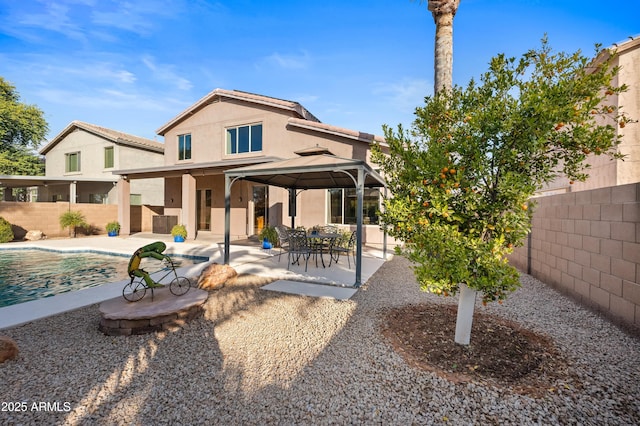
top-left (1, 0), bottom-right (638, 143)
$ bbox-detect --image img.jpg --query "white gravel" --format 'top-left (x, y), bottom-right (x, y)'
top-left (0, 255), bottom-right (639, 425)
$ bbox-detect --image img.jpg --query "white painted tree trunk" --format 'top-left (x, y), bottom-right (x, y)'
top-left (454, 283), bottom-right (478, 345)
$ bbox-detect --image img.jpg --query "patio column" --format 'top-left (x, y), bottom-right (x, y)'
top-left (69, 181), bottom-right (77, 204)
top-left (182, 173), bottom-right (196, 240)
top-left (117, 177), bottom-right (131, 236)
top-left (224, 174), bottom-right (231, 264)
top-left (355, 167), bottom-right (364, 287)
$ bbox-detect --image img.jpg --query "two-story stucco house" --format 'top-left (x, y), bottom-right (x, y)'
top-left (39, 121), bottom-right (165, 205)
top-left (114, 89), bottom-right (389, 245)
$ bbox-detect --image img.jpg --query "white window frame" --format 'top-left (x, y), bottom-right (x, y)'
top-left (226, 123), bottom-right (263, 154)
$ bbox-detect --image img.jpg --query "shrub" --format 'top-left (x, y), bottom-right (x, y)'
top-left (59, 211), bottom-right (89, 238)
top-left (0, 216), bottom-right (14, 243)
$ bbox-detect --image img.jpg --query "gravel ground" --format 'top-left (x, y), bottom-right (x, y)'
top-left (1, 255), bottom-right (639, 425)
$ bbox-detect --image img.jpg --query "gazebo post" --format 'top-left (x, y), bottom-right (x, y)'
top-left (224, 174), bottom-right (231, 264)
top-left (383, 186), bottom-right (388, 260)
top-left (355, 167), bottom-right (364, 287)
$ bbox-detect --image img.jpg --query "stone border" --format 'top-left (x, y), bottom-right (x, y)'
top-left (99, 305), bottom-right (204, 336)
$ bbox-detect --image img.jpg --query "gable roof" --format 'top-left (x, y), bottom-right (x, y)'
top-left (40, 121), bottom-right (165, 155)
top-left (287, 117), bottom-right (387, 146)
top-left (156, 88), bottom-right (321, 136)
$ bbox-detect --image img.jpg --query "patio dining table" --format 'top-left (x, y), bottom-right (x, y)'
top-left (307, 232), bottom-right (341, 268)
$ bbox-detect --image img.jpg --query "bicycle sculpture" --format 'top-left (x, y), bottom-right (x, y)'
top-left (123, 241), bottom-right (191, 302)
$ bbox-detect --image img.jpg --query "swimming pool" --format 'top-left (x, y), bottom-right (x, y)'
top-left (0, 249), bottom-right (207, 308)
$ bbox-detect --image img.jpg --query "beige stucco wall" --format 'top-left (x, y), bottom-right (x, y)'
top-left (161, 99), bottom-right (375, 166)
top-left (540, 41), bottom-right (640, 195)
top-left (44, 129), bottom-right (165, 205)
top-left (616, 43), bottom-right (640, 186)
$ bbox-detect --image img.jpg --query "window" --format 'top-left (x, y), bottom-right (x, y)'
top-left (178, 134), bottom-right (191, 160)
top-left (65, 152), bottom-right (81, 173)
top-left (226, 123), bottom-right (262, 154)
top-left (130, 194), bottom-right (142, 206)
top-left (104, 146), bottom-right (114, 168)
top-left (326, 188), bottom-right (381, 225)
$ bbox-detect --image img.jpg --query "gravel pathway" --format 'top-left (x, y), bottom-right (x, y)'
top-left (1, 256), bottom-right (639, 425)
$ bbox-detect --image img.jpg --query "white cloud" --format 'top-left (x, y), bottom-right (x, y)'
top-left (263, 51), bottom-right (311, 70)
top-left (373, 78), bottom-right (432, 113)
top-left (142, 56), bottom-right (193, 91)
top-left (15, 2), bottom-right (87, 42)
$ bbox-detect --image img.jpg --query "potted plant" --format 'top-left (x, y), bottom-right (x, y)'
top-left (171, 224), bottom-right (187, 242)
top-left (105, 221), bottom-right (120, 237)
top-left (258, 225), bottom-right (277, 249)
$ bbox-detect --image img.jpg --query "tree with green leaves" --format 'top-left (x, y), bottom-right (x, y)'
top-left (373, 38), bottom-right (632, 344)
top-left (0, 77), bottom-right (48, 175)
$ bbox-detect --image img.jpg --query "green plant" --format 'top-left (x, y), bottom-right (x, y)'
top-left (0, 216), bottom-right (14, 243)
top-left (59, 211), bottom-right (88, 238)
top-left (258, 225), bottom-right (278, 246)
top-left (171, 224), bottom-right (187, 238)
top-left (105, 221), bottom-right (121, 233)
top-left (373, 38), bottom-right (631, 344)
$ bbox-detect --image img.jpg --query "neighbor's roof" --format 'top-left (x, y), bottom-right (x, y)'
top-left (156, 89), bottom-right (321, 136)
top-left (591, 34), bottom-right (640, 69)
top-left (40, 121), bottom-right (165, 155)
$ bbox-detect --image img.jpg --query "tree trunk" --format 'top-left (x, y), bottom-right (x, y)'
top-left (428, 0), bottom-right (459, 94)
top-left (454, 283), bottom-right (477, 345)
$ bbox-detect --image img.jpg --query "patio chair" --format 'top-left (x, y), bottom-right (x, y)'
top-left (330, 230), bottom-right (356, 269)
top-left (321, 225), bottom-right (338, 234)
top-left (274, 224), bottom-right (291, 262)
top-left (287, 229), bottom-right (312, 271)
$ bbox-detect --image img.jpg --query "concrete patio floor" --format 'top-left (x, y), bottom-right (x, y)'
top-left (0, 234), bottom-right (390, 330)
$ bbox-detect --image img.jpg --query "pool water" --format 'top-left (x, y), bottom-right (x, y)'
top-left (0, 249), bottom-right (206, 308)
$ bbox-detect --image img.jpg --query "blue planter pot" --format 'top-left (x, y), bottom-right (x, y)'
top-left (174, 235), bottom-right (185, 242)
top-left (108, 231), bottom-right (118, 237)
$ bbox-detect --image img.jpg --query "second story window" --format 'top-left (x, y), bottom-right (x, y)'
top-left (65, 152), bottom-right (81, 173)
top-left (104, 146), bottom-right (114, 168)
top-left (226, 123), bottom-right (262, 154)
top-left (178, 134), bottom-right (191, 160)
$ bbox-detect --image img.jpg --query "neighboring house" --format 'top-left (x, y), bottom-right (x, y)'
top-left (540, 35), bottom-right (640, 195)
top-left (39, 121), bottom-right (165, 205)
top-left (114, 89), bottom-right (389, 244)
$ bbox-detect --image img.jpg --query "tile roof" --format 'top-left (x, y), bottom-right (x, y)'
top-left (287, 118), bottom-right (387, 146)
top-left (40, 121), bottom-right (164, 155)
top-left (156, 88), bottom-right (321, 135)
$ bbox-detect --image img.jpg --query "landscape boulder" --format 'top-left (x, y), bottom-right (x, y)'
top-left (0, 336), bottom-right (18, 363)
top-left (25, 230), bottom-right (45, 241)
top-left (197, 263), bottom-right (237, 290)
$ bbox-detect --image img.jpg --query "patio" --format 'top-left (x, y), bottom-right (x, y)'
top-left (0, 234), bottom-right (389, 330)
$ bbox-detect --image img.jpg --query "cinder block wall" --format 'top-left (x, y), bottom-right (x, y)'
top-left (511, 183), bottom-right (640, 329)
top-left (0, 202), bottom-right (118, 238)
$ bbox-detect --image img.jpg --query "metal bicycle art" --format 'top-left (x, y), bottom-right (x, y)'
top-left (122, 241), bottom-right (191, 302)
